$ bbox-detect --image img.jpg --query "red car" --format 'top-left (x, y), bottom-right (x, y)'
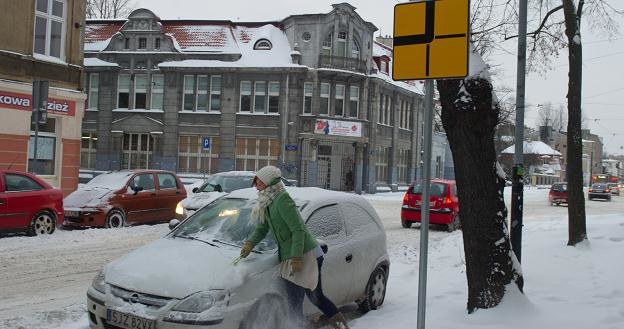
top-left (63, 170), bottom-right (187, 228)
top-left (548, 182), bottom-right (568, 206)
top-left (0, 170), bottom-right (64, 236)
top-left (401, 179), bottom-right (460, 232)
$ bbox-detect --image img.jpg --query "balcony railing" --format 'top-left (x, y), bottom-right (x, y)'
top-left (318, 55), bottom-right (367, 73)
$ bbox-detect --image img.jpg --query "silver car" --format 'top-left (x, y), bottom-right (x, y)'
top-left (87, 187), bottom-right (389, 329)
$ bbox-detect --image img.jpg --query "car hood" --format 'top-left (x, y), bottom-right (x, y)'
top-left (181, 192), bottom-right (227, 210)
top-left (105, 237), bottom-right (277, 299)
top-left (64, 188), bottom-right (112, 208)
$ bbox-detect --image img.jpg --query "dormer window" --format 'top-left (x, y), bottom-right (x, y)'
top-left (254, 39), bottom-right (272, 50)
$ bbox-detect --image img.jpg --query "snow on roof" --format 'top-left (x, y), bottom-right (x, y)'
top-left (84, 57), bottom-right (119, 67)
top-left (84, 21), bottom-right (124, 51)
top-left (502, 141), bottom-right (562, 156)
top-left (162, 23), bottom-right (239, 53)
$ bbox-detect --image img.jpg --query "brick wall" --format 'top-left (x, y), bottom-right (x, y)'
top-left (0, 133), bottom-right (29, 171)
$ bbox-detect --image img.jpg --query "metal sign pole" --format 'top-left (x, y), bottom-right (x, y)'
top-left (417, 79), bottom-right (434, 329)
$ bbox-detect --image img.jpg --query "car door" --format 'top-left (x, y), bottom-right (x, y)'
top-left (304, 203), bottom-right (352, 305)
top-left (117, 173), bottom-right (157, 224)
top-left (0, 173), bottom-right (45, 230)
top-left (341, 202), bottom-right (384, 301)
top-left (155, 173), bottom-right (183, 221)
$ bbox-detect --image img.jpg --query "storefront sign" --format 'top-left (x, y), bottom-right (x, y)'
top-left (0, 89), bottom-right (76, 116)
top-left (285, 144), bottom-right (299, 151)
top-left (314, 119), bottom-right (362, 137)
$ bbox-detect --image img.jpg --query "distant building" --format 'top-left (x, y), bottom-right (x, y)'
top-left (499, 141), bottom-right (562, 186)
top-left (81, 4), bottom-right (429, 193)
top-left (549, 128), bottom-right (603, 185)
top-left (602, 159), bottom-right (623, 181)
top-left (0, 0), bottom-right (86, 196)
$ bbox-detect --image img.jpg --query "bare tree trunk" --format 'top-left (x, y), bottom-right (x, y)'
top-left (438, 77), bottom-right (523, 313)
top-left (562, 0), bottom-right (587, 245)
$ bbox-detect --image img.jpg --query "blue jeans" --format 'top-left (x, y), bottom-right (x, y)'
top-left (283, 256), bottom-right (339, 327)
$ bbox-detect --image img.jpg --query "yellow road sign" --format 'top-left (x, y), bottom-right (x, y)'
top-left (393, 0), bottom-right (470, 80)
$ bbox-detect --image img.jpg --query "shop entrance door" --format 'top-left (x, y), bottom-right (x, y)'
top-left (317, 145), bottom-right (332, 189)
top-left (122, 133), bottom-right (154, 169)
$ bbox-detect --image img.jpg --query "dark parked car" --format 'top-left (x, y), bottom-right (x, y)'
top-left (548, 182), bottom-right (568, 206)
top-left (63, 170), bottom-right (187, 228)
top-left (400, 179), bottom-right (460, 232)
top-left (588, 184), bottom-right (611, 201)
top-left (0, 170), bottom-right (63, 236)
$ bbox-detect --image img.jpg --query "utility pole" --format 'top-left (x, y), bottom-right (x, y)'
top-left (31, 81), bottom-right (49, 174)
top-left (511, 0), bottom-right (528, 262)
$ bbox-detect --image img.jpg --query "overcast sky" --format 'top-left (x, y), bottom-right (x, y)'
top-left (133, 0), bottom-right (624, 156)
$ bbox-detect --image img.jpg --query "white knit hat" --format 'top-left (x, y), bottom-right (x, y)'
top-left (255, 165), bottom-right (282, 185)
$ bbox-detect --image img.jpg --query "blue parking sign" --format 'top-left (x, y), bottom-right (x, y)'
top-left (202, 137), bottom-right (210, 150)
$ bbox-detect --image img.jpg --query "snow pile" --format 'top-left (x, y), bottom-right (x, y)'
top-left (501, 141), bottom-right (562, 155)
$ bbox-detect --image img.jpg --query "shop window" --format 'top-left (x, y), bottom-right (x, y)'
top-left (319, 83), bottom-right (330, 116)
top-left (34, 0), bottom-right (66, 60)
top-left (235, 138), bottom-right (279, 171)
top-left (134, 74), bottom-right (148, 109)
top-left (254, 81), bottom-right (267, 113)
top-left (349, 86), bottom-right (359, 118)
top-left (268, 82), bottom-right (280, 113)
top-left (28, 118), bottom-right (56, 175)
top-left (151, 74), bottom-right (164, 110)
top-left (87, 73), bottom-right (99, 110)
top-left (117, 74), bottom-right (130, 108)
top-left (80, 132), bottom-right (97, 169)
top-left (240, 81), bottom-right (252, 112)
top-left (177, 135), bottom-right (220, 174)
top-left (210, 76), bottom-right (221, 111)
top-left (303, 82), bottom-right (313, 114)
top-left (334, 84), bottom-right (344, 117)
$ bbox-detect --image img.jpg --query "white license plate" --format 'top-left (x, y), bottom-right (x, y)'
top-left (65, 211), bottom-right (79, 217)
top-left (107, 309), bottom-right (157, 329)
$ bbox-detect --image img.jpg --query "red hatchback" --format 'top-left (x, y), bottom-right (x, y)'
top-left (401, 179), bottom-right (460, 232)
top-left (548, 182), bottom-right (568, 206)
top-left (0, 170), bottom-right (64, 236)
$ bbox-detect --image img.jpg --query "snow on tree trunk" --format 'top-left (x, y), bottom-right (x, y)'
top-left (437, 60), bottom-right (523, 313)
top-left (562, 0), bottom-right (587, 246)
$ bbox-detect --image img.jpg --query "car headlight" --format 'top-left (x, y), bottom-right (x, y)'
top-left (175, 202), bottom-right (185, 216)
top-left (171, 290), bottom-right (229, 313)
top-left (91, 269), bottom-right (106, 293)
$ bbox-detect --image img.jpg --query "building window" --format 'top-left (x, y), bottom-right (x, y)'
top-left (34, 0), bottom-right (65, 59)
top-left (197, 75), bottom-right (209, 111)
top-left (210, 76), bottom-right (221, 111)
top-left (134, 74), bottom-right (148, 109)
top-left (302, 32), bottom-right (311, 42)
top-left (151, 74), bottom-right (164, 110)
top-left (378, 95), bottom-right (385, 124)
top-left (320, 83), bottom-right (330, 116)
top-left (334, 84), bottom-right (345, 117)
top-left (322, 32), bottom-right (332, 56)
top-left (178, 135), bottom-right (220, 174)
top-left (240, 81), bottom-right (252, 112)
top-left (376, 146), bottom-right (389, 183)
top-left (303, 82), bottom-right (313, 114)
top-left (122, 133), bottom-right (154, 169)
top-left (337, 31), bottom-right (347, 57)
top-left (384, 95), bottom-right (391, 125)
top-left (81, 132), bottom-right (97, 169)
top-left (235, 138), bottom-right (280, 171)
top-left (381, 60), bottom-right (389, 74)
top-left (352, 38), bottom-right (360, 58)
top-left (254, 39), bottom-right (272, 50)
top-left (154, 37), bottom-right (161, 49)
top-left (138, 37), bottom-right (147, 49)
top-left (253, 81), bottom-right (267, 113)
top-left (87, 73), bottom-right (99, 110)
top-left (117, 74), bottom-right (130, 108)
top-left (349, 86), bottom-right (359, 118)
top-left (28, 118), bottom-right (56, 175)
top-left (268, 82), bottom-right (280, 113)
top-left (183, 75), bottom-right (195, 111)
top-left (397, 149), bottom-right (410, 184)
top-left (124, 37), bottom-right (130, 49)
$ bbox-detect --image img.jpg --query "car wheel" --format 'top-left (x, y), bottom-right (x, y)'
top-left (239, 293), bottom-right (287, 329)
top-left (105, 209), bottom-right (125, 228)
top-left (358, 267), bottom-right (388, 313)
top-left (447, 215), bottom-right (460, 232)
top-left (27, 210), bottom-right (56, 236)
top-left (401, 220), bottom-right (412, 228)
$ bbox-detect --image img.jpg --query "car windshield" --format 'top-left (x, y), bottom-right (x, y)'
top-left (84, 171), bottom-right (133, 190)
top-left (410, 182), bottom-right (447, 197)
top-left (199, 175), bottom-right (254, 193)
top-left (170, 197), bottom-right (276, 252)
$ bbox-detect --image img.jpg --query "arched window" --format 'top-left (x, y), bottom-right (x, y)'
top-left (322, 32), bottom-right (332, 56)
top-left (352, 38), bottom-right (360, 59)
top-left (253, 39), bottom-right (272, 50)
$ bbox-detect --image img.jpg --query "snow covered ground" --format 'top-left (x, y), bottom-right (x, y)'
top-left (1, 187), bottom-right (622, 329)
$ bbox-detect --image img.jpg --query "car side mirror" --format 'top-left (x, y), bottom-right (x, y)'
top-left (132, 186), bottom-right (144, 195)
top-left (169, 219), bottom-right (180, 230)
top-left (192, 187), bottom-right (199, 193)
top-left (214, 184), bottom-right (223, 192)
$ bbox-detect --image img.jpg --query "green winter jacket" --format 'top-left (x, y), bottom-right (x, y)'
top-left (246, 190), bottom-right (317, 261)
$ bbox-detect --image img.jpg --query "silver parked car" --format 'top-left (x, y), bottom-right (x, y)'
top-left (87, 187), bottom-right (389, 329)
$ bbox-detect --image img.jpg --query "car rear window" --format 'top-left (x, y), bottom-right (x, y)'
top-left (409, 182), bottom-right (447, 197)
top-left (592, 184), bottom-right (606, 189)
top-left (552, 183), bottom-right (567, 191)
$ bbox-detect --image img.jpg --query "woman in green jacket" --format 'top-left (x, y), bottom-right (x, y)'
top-left (239, 165), bottom-right (349, 329)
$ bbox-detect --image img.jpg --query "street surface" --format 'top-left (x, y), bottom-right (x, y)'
top-left (0, 187), bottom-right (621, 328)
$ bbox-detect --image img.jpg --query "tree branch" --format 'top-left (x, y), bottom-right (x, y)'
top-left (504, 5), bottom-right (564, 41)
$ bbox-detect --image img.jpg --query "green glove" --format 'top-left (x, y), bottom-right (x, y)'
top-left (290, 256), bottom-right (303, 273)
top-left (240, 241), bottom-right (254, 258)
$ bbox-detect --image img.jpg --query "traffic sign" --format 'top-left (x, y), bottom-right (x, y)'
top-left (393, 0), bottom-right (470, 80)
top-left (202, 137), bottom-right (210, 150)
